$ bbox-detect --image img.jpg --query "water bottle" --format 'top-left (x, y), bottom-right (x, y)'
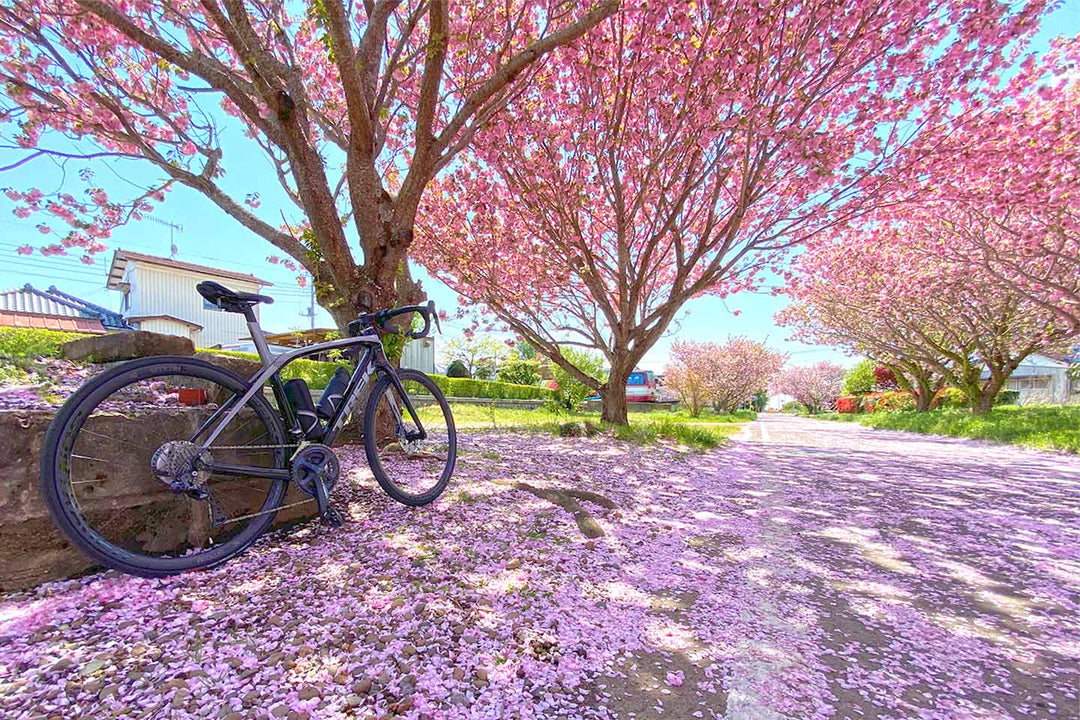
top-left (284, 378), bottom-right (322, 439)
top-left (316, 367), bottom-right (351, 420)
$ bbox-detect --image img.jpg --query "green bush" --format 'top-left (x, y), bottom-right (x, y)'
top-left (497, 357), bottom-right (541, 386)
top-left (780, 400), bottom-right (804, 414)
top-left (428, 374), bottom-right (552, 400)
top-left (0, 327), bottom-right (90, 359)
top-left (997, 390), bottom-right (1020, 406)
top-left (550, 348), bottom-right (606, 409)
top-left (196, 349), bottom-right (349, 389)
top-left (935, 387), bottom-right (968, 409)
top-left (445, 359), bottom-right (470, 378)
top-left (843, 359), bottom-right (877, 395)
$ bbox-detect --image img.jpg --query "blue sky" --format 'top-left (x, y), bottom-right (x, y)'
top-left (1, 3), bottom-right (1076, 373)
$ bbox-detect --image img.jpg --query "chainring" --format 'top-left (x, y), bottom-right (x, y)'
top-left (290, 443), bottom-right (341, 497)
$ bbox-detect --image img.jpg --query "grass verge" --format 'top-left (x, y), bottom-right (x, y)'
top-left (816, 405), bottom-right (1079, 454)
top-left (442, 403), bottom-right (750, 449)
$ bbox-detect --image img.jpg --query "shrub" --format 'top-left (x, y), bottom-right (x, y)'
top-left (428, 374), bottom-right (553, 400)
top-left (934, 387), bottom-right (968, 409)
top-left (843, 359), bottom-right (877, 395)
top-left (497, 357), bottom-right (541, 386)
top-left (445, 359), bottom-right (470, 378)
top-left (836, 396), bottom-right (859, 413)
top-left (873, 365), bottom-right (898, 390)
top-left (0, 327), bottom-right (90, 358)
top-left (196, 349), bottom-right (349, 389)
top-left (550, 348), bottom-right (606, 409)
top-left (996, 390), bottom-right (1020, 406)
top-left (874, 391), bottom-right (915, 412)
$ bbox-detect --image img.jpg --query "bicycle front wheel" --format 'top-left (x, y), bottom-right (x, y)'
top-left (363, 369), bottom-right (457, 506)
top-left (40, 356), bottom-right (290, 577)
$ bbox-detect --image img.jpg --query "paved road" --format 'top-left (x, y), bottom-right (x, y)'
top-left (716, 414), bottom-right (1080, 719)
top-left (1, 417), bottom-right (1077, 720)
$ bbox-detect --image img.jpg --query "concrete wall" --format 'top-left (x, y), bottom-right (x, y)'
top-left (0, 409), bottom-right (314, 591)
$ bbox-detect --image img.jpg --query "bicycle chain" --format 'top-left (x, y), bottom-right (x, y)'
top-left (201, 443), bottom-right (313, 525)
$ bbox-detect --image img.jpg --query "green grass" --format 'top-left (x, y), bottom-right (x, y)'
top-left (817, 405), bottom-right (1080, 454)
top-left (439, 403), bottom-right (751, 449)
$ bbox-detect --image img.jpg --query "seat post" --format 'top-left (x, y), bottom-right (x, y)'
top-left (246, 312), bottom-right (274, 366)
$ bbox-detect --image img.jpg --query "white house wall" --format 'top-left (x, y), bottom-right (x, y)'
top-left (124, 265), bottom-right (261, 348)
top-left (134, 317), bottom-right (199, 343)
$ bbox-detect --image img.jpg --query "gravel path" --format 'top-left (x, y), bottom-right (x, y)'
top-left (1, 418), bottom-right (1077, 719)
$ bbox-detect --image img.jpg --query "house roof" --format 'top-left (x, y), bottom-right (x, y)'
top-left (0, 310), bottom-right (110, 334)
top-left (127, 314), bottom-right (204, 330)
top-left (106, 250), bottom-right (273, 290)
top-left (0, 284), bottom-right (128, 330)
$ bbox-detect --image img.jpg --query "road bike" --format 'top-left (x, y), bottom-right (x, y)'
top-left (39, 281), bottom-right (456, 578)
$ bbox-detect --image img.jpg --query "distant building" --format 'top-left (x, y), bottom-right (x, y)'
top-left (106, 250), bottom-right (272, 348)
top-left (0, 284), bottom-right (128, 334)
top-left (985, 353), bottom-right (1075, 405)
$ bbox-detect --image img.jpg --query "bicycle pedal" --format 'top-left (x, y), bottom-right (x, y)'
top-left (320, 505), bottom-right (345, 527)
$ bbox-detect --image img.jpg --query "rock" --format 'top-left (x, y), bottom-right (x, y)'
top-left (400, 643), bottom-right (417, 658)
top-left (98, 684), bottom-right (120, 700)
top-left (80, 658), bottom-right (107, 675)
top-left (298, 686), bottom-right (321, 701)
top-left (376, 670), bottom-right (391, 686)
top-left (268, 616), bottom-right (285, 628)
top-left (505, 559), bottom-right (523, 570)
top-left (345, 695), bottom-right (363, 708)
top-left (475, 668), bottom-right (489, 682)
top-left (452, 668), bottom-right (465, 681)
top-left (62, 331), bottom-right (195, 363)
top-left (333, 671), bottom-right (349, 685)
top-left (394, 697), bottom-right (413, 713)
top-left (224, 713), bottom-right (245, 720)
top-left (49, 657), bottom-right (74, 673)
top-left (450, 691), bottom-right (468, 707)
top-left (557, 422), bottom-right (586, 437)
top-left (352, 677), bottom-right (373, 695)
top-left (83, 679), bottom-right (104, 694)
top-left (296, 644), bottom-right (315, 657)
top-left (198, 352), bottom-right (262, 379)
top-left (271, 705), bottom-right (291, 718)
top-left (389, 597), bottom-right (405, 611)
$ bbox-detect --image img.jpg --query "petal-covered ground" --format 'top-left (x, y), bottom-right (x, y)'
top-left (1, 415), bottom-right (1078, 719)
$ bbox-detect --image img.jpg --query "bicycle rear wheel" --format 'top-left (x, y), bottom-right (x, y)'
top-left (40, 356), bottom-right (291, 577)
top-left (363, 369), bottom-right (456, 506)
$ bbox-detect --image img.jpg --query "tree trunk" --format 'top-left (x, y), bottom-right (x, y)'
top-left (600, 363), bottom-right (633, 425)
top-left (600, 383), bottom-right (629, 425)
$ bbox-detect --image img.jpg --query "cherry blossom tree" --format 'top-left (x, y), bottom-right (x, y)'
top-left (778, 220), bottom-right (1074, 414)
top-left (779, 41), bottom-right (1078, 414)
top-left (416, 0), bottom-right (1050, 424)
top-left (664, 341), bottom-right (719, 418)
top-left (774, 363), bottom-right (846, 415)
top-left (0, 0), bottom-right (616, 326)
top-left (708, 338), bottom-right (785, 414)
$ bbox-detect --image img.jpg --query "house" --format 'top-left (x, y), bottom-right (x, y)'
top-left (989, 353), bottom-right (1076, 405)
top-left (106, 250), bottom-right (272, 348)
top-left (0, 284), bottom-right (129, 334)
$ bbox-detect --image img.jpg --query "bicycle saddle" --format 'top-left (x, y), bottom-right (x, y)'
top-left (196, 281), bottom-right (274, 312)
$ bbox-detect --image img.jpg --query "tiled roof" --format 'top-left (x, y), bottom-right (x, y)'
top-left (0, 284), bottom-right (129, 330)
top-left (0, 311), bottom-right (109, 334)
top-left (107, 250), bottom-right (273, 289)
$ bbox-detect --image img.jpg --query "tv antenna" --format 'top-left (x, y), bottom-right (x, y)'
top-left (145, 216), bottom-right (184, 257)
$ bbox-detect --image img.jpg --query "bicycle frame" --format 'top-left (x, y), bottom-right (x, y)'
top-left (191, 318), bottom-right (428, 481)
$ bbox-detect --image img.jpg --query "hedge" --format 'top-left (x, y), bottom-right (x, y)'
top-left (197, 350), bottom-right (551, 399)
top-left (0, 327), bottom-right (90, 359)
top-left (196, 349), bottom-right (350, 389)
top-left (427, 374), bottom-right (552, 400)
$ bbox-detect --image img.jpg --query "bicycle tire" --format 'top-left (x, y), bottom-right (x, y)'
top-left (39, 356), bottom-right (289, 577)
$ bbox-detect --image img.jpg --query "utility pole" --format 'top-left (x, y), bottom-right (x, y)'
top-left (299, 276), bottom-right (316, 330)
